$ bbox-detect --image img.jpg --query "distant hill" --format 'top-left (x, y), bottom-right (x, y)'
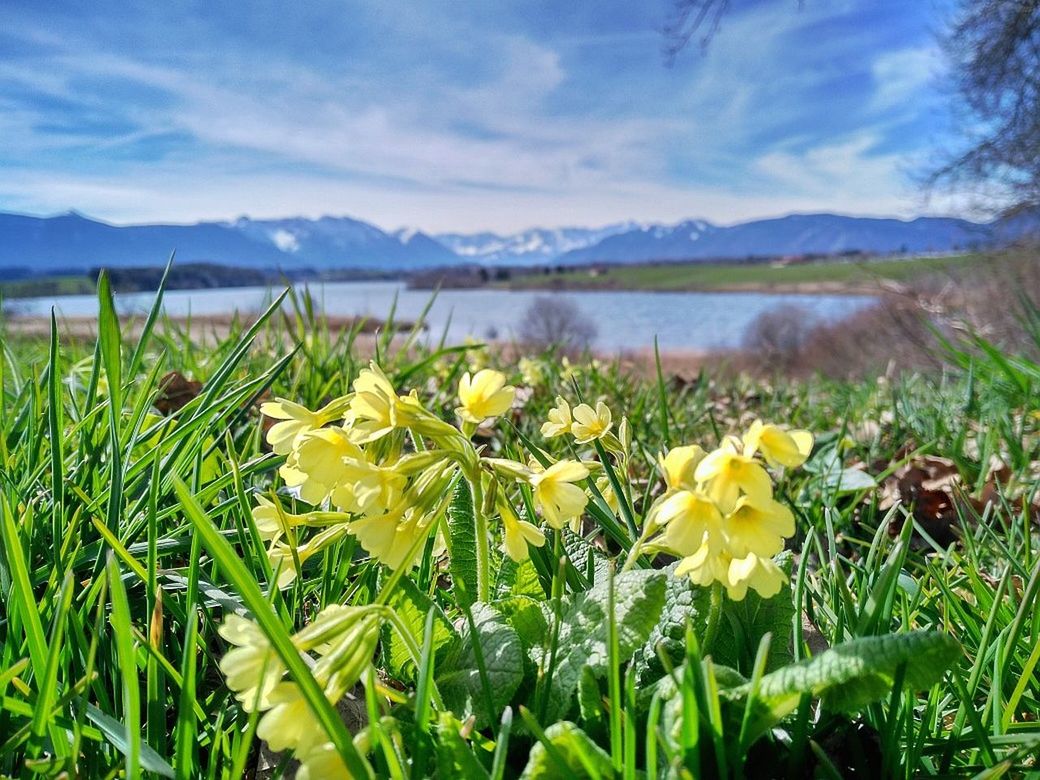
top-left (0, 209), bottom-right (1033, 278)
top-left (557, 214), bottom-right (998, 265)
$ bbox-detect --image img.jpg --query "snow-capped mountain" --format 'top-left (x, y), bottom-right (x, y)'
top-left (435, 222), bottom-right (641, 264)
top-left (558, 214), bottom-right (997, 265)
top-left (0, 210), bottom-right (1030, 278)
top-left (228, 216), bottom-right (457, 269)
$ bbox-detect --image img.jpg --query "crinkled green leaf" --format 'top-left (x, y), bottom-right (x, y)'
top-left (632, 563), bottom-right (711, 685)
top-left (740, 630), bottom-right (960, 741)
top-left (495, 555), bottom-right (545, 600)
top-left (519, 721), bottom-right (614, 780)
top-left (437, 603), bottom-right (524, 728)
top-left (531, 569), bottom-right (666, 720)
top-left (446, 479), bottom-right (478, 609)
top-left (383, 577), bottom-right (454, 681)
top-left (712, 552), bottom-right (795, 675)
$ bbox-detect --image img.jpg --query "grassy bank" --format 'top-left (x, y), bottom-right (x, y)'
top-left (0, 278), bottom-right (1038, 778)
top-left (492, 252), bottom-right (988, 293)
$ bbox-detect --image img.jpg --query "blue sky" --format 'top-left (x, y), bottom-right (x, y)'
top-left (0, 0), bottom-right (957, 232)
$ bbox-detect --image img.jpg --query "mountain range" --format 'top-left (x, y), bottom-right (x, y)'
top-left (0, 209), bottom-right (1031, 278)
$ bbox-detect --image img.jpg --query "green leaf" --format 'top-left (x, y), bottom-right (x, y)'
top-left (531, 569), bottom-right (666, 721)
top-left (446, 479), bottom-right (478, 609)
top-left (382, 577), bottom-right (454, 681)
top-left (494, 555), bottom-right (545, 600)
top-left (434, 713), bottom-right (490, 778)
top-left (632, 563), bottom-right (711, 686)
top-left (437, 603), bottom-right (524, 728)
top-left (86, 704), bottom-right (175, 778)
top-left (712, 553), bottom-right (795, 675)
top-left (739, 631), bottom-right (960, 741)
top-left (519, 721), bottom-right (614, 779)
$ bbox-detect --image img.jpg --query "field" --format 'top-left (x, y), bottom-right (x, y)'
top-left (496, 252), bottom-right (987, 293)
top-left (1, 271), bottom-right (1039, 778)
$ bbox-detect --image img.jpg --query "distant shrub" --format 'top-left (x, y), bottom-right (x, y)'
top-left (741, 304), bottom-right (814, 373)
top-left (518, 295), bottom-right (598, 351)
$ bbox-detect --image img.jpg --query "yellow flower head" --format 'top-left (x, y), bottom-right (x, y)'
top-left (256, 683), bottom-right (325, 754)
top-left (726, 553), bottom-right (786, 600)
top-left (742, 420), bottom-right (814, 468)
top-left (659, 445), bottom-right (707, 492)
top-left (571, 401), bottom-right (613, 444)
top-left (297, 743), bottom-right (352, 780)
top-left (531, 460), bottom-right (590, 529)
top-left (518, 357), bottom-right (545, 386)
top-left (347, 363), bottom-right (401, 442)
top-left (251, 495), bottom-right (307, 542)
top-left (695, 439), bottom-right (772, 512)
top-left (502, 511), bottom-right (547, 561)
top-left (653, 490), bottom-right (722, 557)
top-left (349, 507), bottom-right (431, 571)
top-left (723, 495), bottom-right (794, 558)
top-left (457, 369), bottom-right (515, 424)
top-left (541, 397), bottom-right (573, 439)
top-left (218, 615), bottom-right (284, 712)
top-left (260, 399), bottom-right (323, 455)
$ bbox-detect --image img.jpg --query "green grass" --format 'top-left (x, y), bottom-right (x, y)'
top-left (0, 276), bottom-right (1038, 778)
top-left (501, 252), bottom-right (991, 292)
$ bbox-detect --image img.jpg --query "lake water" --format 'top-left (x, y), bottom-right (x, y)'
top-left (9, 281), bottom-right (875, 352)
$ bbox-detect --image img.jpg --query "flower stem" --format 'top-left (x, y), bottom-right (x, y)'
top-left (702, 581), bottom-right (724, 655)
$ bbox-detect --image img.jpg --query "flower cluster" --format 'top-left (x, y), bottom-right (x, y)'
top-left (642, 420), bottom-right (812, 600)
top-left (219, 606), bottom-right (381, 779)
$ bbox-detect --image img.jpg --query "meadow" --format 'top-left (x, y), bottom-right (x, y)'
top-left (0, 266), bottom-right (1038, 778)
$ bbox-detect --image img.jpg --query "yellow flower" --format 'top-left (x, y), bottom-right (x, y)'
top-left (742, 420), bottom-right (814, 468)
top-left (297, 743), bottom-right (352, 780)
top-left (456, 369), bottom-right (515, 424)
top-left (726, 553), bottom-right (786, 600)
top-left (532, 460), bottom-right (589, 529)
top-left (594, 475), bottom-right (620, 515)
top-left (723, 496), bottom-right (794, 558)
top-left (695, 440), bottom-right (772, 512)
top-left (281, 427), bottom-right (355, 505)
top-left (540, 397), bottom-right (573, 439)
top-left (675, 541), bottom-right (732, 590)
top-left (349, 508), bottom-right (431, 570)
top-left (217, 615), bottom-right (283, 712)
top-left (251, 495), bottom-right (308, 542)
top-left (260, 399), bottom-right (325, 456)
top-left (653, 490), bottom-right (722, 557)
top-left (502, 511), bottom-right (546, 561)
top-left (268, 526), bottom-right (349, 587)
top-left (518, 357), bottom-right (545, 386)
top-left (347, 363), bottom-right (400, 443)
top-left (256, 682), bottom-right (325, 754)
top-left (571, 401), bottom-right (613, 443)
top-left (659, 445), bottom-right (706, 492)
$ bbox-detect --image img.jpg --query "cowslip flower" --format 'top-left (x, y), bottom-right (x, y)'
top-left (725, 553), bottom-right (786, 600)
top-left (347, 363), bottom-right (401, 442)
top-left (256, 683), bottom-right (325, 754)
top-left (217, 615), bottom-right (283, 712)
top-left (297, 743), bottom-right (351, 780)
top-left (743, 420), bottom-right (813, 468)
top-left (260, 399), bottom-right (326, 456)
top-left (695, 439), bottom-right (773, 512)
top-left (652, 490), bottom-right (722, 557)
top-left (456, 369), bottom-right (515, 424)
top-left (541, 397), bottom-right (573, 439)
top-left (659, 445), bottom-right (706, 492)
top-left (349, 507), bottom-right (432, 570)
top-left (723, 495), bottom-right (795, 558)
top-left (531, 460), bottom-right (590, 529)
top-left (571, 401), bottom-right (613, 443)
top-left (252, 495), bottom-right (308, 542)
top-left (502, 510), bottom-right (546, 561)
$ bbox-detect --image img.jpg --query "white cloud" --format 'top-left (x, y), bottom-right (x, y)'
top-left (870, 45), bottom-right (942, 111)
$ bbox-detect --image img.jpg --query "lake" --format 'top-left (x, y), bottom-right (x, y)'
top-left (9, 281), bottom-right (875, 352)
